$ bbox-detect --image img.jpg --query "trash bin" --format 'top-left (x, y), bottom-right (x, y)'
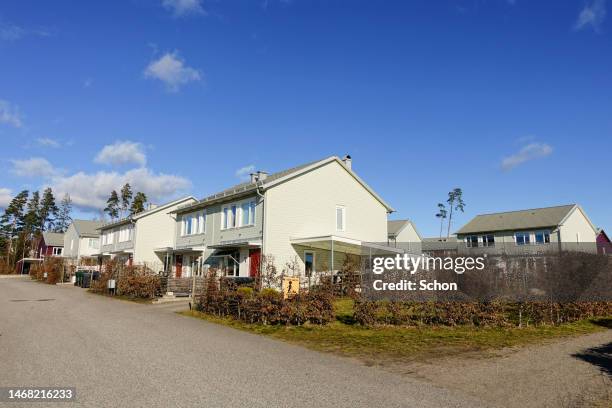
top-left (75, 271), bottom-right (84, 287)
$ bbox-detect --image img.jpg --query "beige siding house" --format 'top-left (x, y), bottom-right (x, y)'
top-left (63, 220), bottom-right (104, 266)
top-left (455, 204), bottom-right (598, 254)
top-left (387, 220), bottom-right (422, 254)
top-left (169, 155), bottom-right (395, 280)
top-left (98, 196), bottom-right (197, 268)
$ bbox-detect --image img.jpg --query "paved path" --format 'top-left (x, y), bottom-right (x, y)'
top-left (0, 278), bottom-right (484, 408)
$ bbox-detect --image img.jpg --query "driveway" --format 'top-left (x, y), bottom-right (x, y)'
top-left (0, 278), bottom-right (484, 408)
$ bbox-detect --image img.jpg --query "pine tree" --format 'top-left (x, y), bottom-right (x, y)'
top-left (104, 190), bottom-right (120, 220)
top-left (0, 190), bottom-right (29, 267)
top-left (446, 188), bottom-right (465, 238)
top-left (54, 193), bottom-right (73, 233)
top-left (120, 183), bottom-right (133, 218)
top-left (39, 187), bottom-right (58, 231)
top-left (24, 191), bottom-right (41, 234)
top-left (130, 192), bottom-right (147, 215)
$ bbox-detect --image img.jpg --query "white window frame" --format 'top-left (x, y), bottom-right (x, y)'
top-left (304, 251), bottom-right (315, 276)
top-left (534, 230), bottom-right (550, 245)
top-left (466, 235), bottom-right (479, 248)
top-left (182, 211), bottom-right (206, 236)
top-left (515, 231), bottom-right (531, 246)
top-left (482, 234), bottom-right (495, 247)
top-left (222, 200), bottom-right (256, 230)
top-left (335, 206), bottom-right (346, 232)
top-left (53, 247), bottom-right (63, 256)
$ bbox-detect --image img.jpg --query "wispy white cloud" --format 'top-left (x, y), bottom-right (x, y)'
top-left (36, 137), bottom-right (61, 148)
top-left (51, 168), bottom-right (191, 211)
top-left (144, 51), bottom-right (202, 92)
top-left (0, 188), bottom-right (12, 208)
top-left (574, 0), bottom-right (607, 32)
top-left (0, 22), bottom-right (51, 41)
top-left (10, 157), bottom-right (58, 178)
top-left (235, 164), bottom-right (256, 181)
top-left (162, 0), bottom-right (206, 17)
top-left (94, 141), bottom-right (147, 167)
top-left (501, 142), bottom-right (553, 171)
top-left (0, 99), bottom-right (23, 128)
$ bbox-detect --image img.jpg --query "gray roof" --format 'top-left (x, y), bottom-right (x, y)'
top-left (72, 220), bottom-right (104, 238)
top-left (456, 204), bottom-right (576, 235)
top-left (176, 156), bottom-right (394, 213)
top-left (42, 231), bottom-right (64, 247)
top-left (387, 220), bottom-right (422, 239)
top-left (98, 196), bottom-right (197, 230)
top-left (422, 236), bottom-right (459, 251)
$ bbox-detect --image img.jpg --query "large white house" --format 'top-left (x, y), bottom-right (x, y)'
top-left (98, 196), bottom-right (197, 269)
top-left (168, 155), bottom-right (395, 279)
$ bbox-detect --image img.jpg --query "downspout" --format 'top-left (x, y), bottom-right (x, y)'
top-left (255, 180), bottom-right (265, 284)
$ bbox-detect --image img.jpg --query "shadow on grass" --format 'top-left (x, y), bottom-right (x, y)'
top-left (590, 317), bottom-right (612, 329)
top-left (572, 342), bottom-right (612, 377)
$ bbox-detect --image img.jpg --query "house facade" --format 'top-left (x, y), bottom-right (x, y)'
top-left (169, 155), bottom-right (394, 279)
top-left (35, 231), bottom-right (65, 259)
top-left (455, 204), bottom-right (598, 255)
top-left (387, 220), bottom-right (422, 254)
top-left (63, 220), bottom-right (104, 266)
top-left (597, 229), bottom-right (612, 255)
top-left (98, 196), bottom-right (197, 269)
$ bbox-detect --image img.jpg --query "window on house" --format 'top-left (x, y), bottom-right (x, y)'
top-left (89, 238), bottom-right (99, 249)
top-left (53, 247), bottom-right (63, 256)
top-left (221, 206), bottom-right (237, 229)
top-left (482, 234), bottom-right (495, 247)
top-left (198, 211), bottom-right (206, 234)
top-left (466, 235), bottom-right (479, 247)
top-left (118, 226), bottom-right (132, 242)
top-left (182, 211), bottom-right (206, 236)
top-left (70, 239), bottom-right (74, 250)
top-left (240, 201), bottom-right (256, 226)
top-left (231, 205), bottom-right (237, 228)
top-left (535, 231), bottom-right (550, 244)
top-left (304, 252), bottom-right (315, 277)
top-left (336, 206), bottom-right (346, 232)
top-left (515, 232), bottom-right (530, 245)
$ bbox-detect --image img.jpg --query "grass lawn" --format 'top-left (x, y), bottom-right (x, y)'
top-left (180, 298), bottom-right (611, 364)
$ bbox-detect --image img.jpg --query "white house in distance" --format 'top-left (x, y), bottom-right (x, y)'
top-left (98, 196), bottom-right (197, 269)
top-left (168, 155), bottom-right (395, 279)
top-left (63, 220), bottom-right (104, 266)
top-left (387, 219), bottom-right (422, 254)
top-left (455, 204), bottom-right (598, 254)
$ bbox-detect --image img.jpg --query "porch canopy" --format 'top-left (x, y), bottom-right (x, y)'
top-left (208, 239), bottom-right (261, 250)
top-left (290, 235), bottom-right (403, 271)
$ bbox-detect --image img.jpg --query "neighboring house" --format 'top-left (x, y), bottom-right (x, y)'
top-left (63, 220), bottom-right (104, 265)
top-left (421, 236), bottom-right (459, 256)
top-left (35, 231), bottom-right (65, 259)
top-left (169, 155), bottom-right (394, 279)
top-left (455, 204), bottom-right (598, 254)
top-left (98, 196), bottom-right (197, 268)
top-left (387, 219), bottom-right (422, 254)
top-left (597, 229), bottom-right (612, 255)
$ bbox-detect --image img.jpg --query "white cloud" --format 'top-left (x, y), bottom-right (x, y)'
top-left (94, 141), bottom-right (147, 167)
top-left (574, 0), bottom-right (606, 32)
top-left (162, 0), bottom-right (206, 17)
top-left (235, 165), bottom-right (256, 181)
top-left (144, 52), bottom-right (202, 92)
top-left (10, 157), bottom-right (57, 178)
top-left (0, 99), bottom-right (23, 128)
top-left (501, 142), bottom-right (553, 171)
top-left (0, 22), bottom-right (51, 41)
top-left (36, 137), bottom-right (61, 148)
top-left (51, 168), bottom-right (191, 211)
top-left (0, 188), bottom-right (12, 208)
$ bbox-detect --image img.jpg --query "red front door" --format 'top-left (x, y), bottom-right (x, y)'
top-left (249, 249), bottom-right (261, 277)
top-left (175, 255), bottom-right (183, 278)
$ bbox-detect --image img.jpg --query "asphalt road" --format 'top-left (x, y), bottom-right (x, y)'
top-left (0, 278), bottom-right (486, 408)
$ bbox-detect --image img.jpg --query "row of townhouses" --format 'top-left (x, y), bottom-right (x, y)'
top-left (27, 155), bottom-right (611, 280)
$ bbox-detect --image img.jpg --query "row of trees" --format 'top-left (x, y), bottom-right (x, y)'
top-left (104, 183), bottom-right (148, 220)
top-left (435, 188), bottom-right (465, 238)
top-left (0, 188), bottom-right (73, 269)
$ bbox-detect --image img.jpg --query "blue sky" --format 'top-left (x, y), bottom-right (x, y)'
top-left (0, 0), bottom-right (610, 237)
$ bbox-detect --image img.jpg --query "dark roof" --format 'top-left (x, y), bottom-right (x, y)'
top-left (175, 156), bottom-right (394, 213)
top-left (72, 220), bottom-right (104, 238)
top-left (456, 204), bottom-right (576, 235)
top-left (42, 232), bottom-right (64, 247)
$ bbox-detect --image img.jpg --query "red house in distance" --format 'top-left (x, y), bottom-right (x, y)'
top-left (596, 229), bottom-right (612, 255)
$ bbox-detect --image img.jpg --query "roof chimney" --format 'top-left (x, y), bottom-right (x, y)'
top-left (256, 171), bottom-right (268, 181)
top-left (250, 173), bottom-right (258, 183)
top-left (342, 154), bottom-right (352, 170)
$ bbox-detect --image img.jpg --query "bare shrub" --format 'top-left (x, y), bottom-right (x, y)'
top-left (116, 266), bottom-right (160, 299)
